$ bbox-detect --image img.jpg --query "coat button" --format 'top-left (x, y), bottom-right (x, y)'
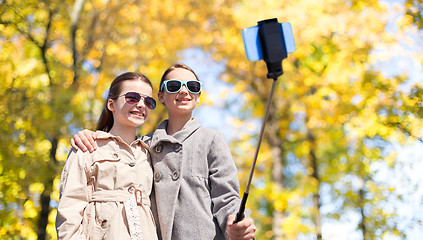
top-left (112, 153), bottom-right (119, 159)
top-left (155, 145), bottom-right (163, 153)
top-left (128, 161), bottom-right (135, 167)
top-left (171, 171), bottom-right (179, 181)
top-left (154, 171), bottom-right (162, 182)
top-left (101, 219), bottom-right (108, 229)
top-left (128, 186), bottom-right (135, 193)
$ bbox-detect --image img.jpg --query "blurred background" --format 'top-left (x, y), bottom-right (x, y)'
top-left (0, 0), bottom-right (422, 239)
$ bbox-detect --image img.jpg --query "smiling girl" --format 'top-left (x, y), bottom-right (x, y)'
top-left (146, 64), bottom-right (256, 240)
top-left (70, 64), bottom-right (256, 240)
top-left (56, 72), bottom-right (158, 240)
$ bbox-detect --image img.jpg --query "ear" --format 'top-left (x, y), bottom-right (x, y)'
top-left (196, 93), bottom-right (201, 103)
top-left (107, 99), bottom-right (115, 112)
top-left (158, 92), bottom-right (166, 104)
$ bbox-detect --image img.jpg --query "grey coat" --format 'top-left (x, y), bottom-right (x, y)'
top-left (142, 118), bottom-right (241, 240)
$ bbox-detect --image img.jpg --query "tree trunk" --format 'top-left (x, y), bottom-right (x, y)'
top-left (70, 0), bottom-right (86, 87)
top-left (36, 1), bottom-right (86, 237)
top-left (36, 137), bottom-right (58, 240)
top-left (271, 144), bottom-right (284, 240)
top-left (308, 131), bottom-right (322, 240)
top-left (37, 180), bottom-right (52, 240)
top-left (267, 114), bottom-right (285, 240)
top-left (359, 187), bottom-right (367, 240)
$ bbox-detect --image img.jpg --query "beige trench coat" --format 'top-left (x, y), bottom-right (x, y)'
top-left (56, 131), bottom-right (157, 240)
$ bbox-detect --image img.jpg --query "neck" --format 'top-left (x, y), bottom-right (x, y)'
top-left (109, 124), bottom-right (137, 145)
top-left (166, 113), bottom-right (192, 136)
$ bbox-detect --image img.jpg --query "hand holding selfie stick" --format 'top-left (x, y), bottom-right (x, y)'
top-left (235, 18), bottom-right (295, 223)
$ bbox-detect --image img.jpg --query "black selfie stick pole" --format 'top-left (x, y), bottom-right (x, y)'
top-left (235, 77), bottom-right (278, 222)
top-left (235, 18), bottom-right (287, 223)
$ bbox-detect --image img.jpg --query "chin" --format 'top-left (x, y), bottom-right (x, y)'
top-left (129, 118), bottom-right (146, 126)
top-left (177, 104), bottom-right (196, 110)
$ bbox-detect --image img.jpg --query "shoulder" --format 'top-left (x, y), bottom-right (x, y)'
top-left (190, 118), bottom-right (223, 138)
top-left (196, 127), bottom-right (224, 140)
top-left (66, 146), bottom-right (89, 159)
top-left (64, 147), bottom-right (91, 171)
top-left (140, 133), bottom-right (153, 146)
top-left (192, 127), bottom-right (229, 152)
top-left (66, 138), bottom-right (115, 164)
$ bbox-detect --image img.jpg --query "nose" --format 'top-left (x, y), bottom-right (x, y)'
top-left (179, 84), bottom-right (189, 94)
top-left (136, 97), bottom-right (147, 109)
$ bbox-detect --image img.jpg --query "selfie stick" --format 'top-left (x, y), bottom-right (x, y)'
top-left (234, 79), bottom-right (277, 223)
top-left (235, 18), bottom-right (294, 223)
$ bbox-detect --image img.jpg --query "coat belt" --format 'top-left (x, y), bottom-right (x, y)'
top-left (89, 189), bottom-right (150, 207)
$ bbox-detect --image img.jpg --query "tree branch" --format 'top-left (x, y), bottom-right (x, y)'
top-left (70, 0), bottom-right (86, 87)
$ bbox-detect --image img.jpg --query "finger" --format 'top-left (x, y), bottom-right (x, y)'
top-left (227, 218), bottom-right (252, 240)
top-left (78, 132), bottom-right (95, 152)
top-left (245, 223), bottom-right (256, 236)
top-left (227, 229), bottom-right (255, 240)
top-left (82, 130), bottom-right (98, 151)
top-left (232, 217), bottom-right (251, 230)
top-left (70, 138), bottom-right (79, 151)
top-left (73, 134), bottom-right (88, 152)
top-left (227, 218), bottom-right (256, 239)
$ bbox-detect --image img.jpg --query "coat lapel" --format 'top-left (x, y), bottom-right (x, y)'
top-left (150, 119), bottom-right (201, 144)
top-left (148, 119), bottom-right (201, 240)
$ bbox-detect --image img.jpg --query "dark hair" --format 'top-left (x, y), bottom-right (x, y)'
top-left (97, 72), bottom-right (152, 132)
top-left (158, 63), bottom-right (200, 92)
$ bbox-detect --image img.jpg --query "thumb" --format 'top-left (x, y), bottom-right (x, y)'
top-left (227, 215), bottom-right (236, 226)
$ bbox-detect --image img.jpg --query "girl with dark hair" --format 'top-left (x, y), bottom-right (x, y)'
top-left (56, 72), bottom-right (158, 240)
top-left (70, 64), bottom-right (256, 240)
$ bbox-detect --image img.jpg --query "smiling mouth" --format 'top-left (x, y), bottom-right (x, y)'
top-left (130, 111), bottom-right (145, 117)
top-left (177, 98), bottom-right (191, 102)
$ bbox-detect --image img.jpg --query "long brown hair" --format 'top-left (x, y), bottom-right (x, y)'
top-left (97, 72), bottom-right (153, 132)
top-left (158, 63), bottom-right (200, 92)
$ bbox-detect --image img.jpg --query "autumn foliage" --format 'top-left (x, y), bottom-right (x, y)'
top-left (0, 0), bottom-right (422, 239)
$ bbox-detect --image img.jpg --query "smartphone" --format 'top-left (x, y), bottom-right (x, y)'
top-left (241, 22), bottom-right (295, 61)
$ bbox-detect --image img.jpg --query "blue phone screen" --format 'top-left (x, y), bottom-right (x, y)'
top-left (241, 22), bottom-right (295, 61)
top-left (241, 26), bottom-right (262, 61)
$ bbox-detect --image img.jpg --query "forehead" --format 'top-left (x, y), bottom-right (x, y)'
top-left (165, 68), bottom-right (197, 80)
top-left (120, 79), bottom-right (152, 95)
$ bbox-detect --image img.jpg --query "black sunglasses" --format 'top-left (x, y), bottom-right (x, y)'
top-left (117, 92), bottom-right (156, 110)
top-left (160, 80), bottom-right (202, 94)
